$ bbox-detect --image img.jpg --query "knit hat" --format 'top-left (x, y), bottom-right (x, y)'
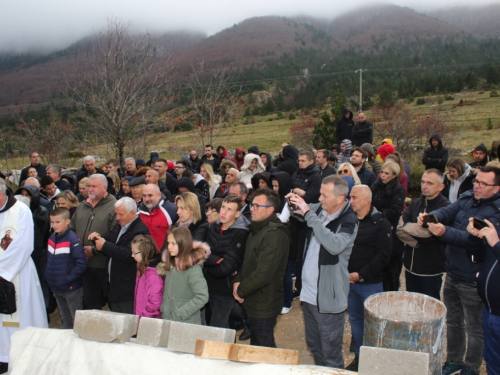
top-left (360, 143), bottom-right (375, 157)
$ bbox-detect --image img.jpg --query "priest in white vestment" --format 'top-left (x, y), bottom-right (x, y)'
top-left (0, 180), bottom-right (48, 368)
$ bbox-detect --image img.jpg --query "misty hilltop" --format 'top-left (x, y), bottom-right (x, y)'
top-left (1, 2), bottom-right (499, 114)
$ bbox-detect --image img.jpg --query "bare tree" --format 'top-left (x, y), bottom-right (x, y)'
top-left (66, 18), bottom-right (173, 165)
top-left (182, 60), bottom-right (243, 150)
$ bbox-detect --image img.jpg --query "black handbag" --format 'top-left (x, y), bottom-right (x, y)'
top-left (0, 278), bottom-right (17, 315)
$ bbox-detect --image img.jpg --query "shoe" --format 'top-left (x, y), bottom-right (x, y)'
top-left (460, 367), bottom-right (479, 375)
top-left (281, 306), bottom-right (292, 314)
top-left (346, 355), bottom-right (359, 372)
top-left (292, 289), bottom-right (300, 300)
top-left (239, 327), bottom-right (251, 341)
top-left (442, 361), bottom-right (464, 375)
top-left (0, 362), bottom-right (8, 375)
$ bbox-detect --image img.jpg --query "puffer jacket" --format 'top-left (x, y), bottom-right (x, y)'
top-left (371, 177), bottom-right (405, 228)
top-left (46, 227), bottom-right (88, 293)
top-left (159, 242), bottom-right (210, 324)
top-left (139, 198), bottom-right (178, 250)
top-left (234, 215), bottom-right (289, 319)
top-left (352, 119), bottom-right (374, 146)
top-left (134, 261), bottom-right (164, 319)
top-left (290, 163), bottom-right (322, 203)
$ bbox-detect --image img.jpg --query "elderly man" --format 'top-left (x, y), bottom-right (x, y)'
top-left (129, 177), bottom-right (145, 206)
top-left (352, 113), bottom-right (373, 147)
top-left (189, 150), bottom-right (202, 172)
top-left (138, 184), bottom-right (177, 251)
top-left (229, 182), bottom-right (251, 221)
top-left (46, 164), bottom-right (72, 191)
top-left (421, 165), bottom-right (500, 375)
top-left (77, 155), bottom-right (104, 183)
top-left (19, 152), bottom-right (47, 185)
top-left (221, 168), bottom-right (239, 196)
top-left (287, 175), bottom-right (358, 369)
top-left (0, 180), bottom-right (47, 371)
top-left (124, 157), bottom-right (137, 177)
top-left (71, 174), bottom-right (116, 310)
top-left (345, 185), bottom-right (391, 371)
top-left (233, 189), bottom-right (289, 347)
top-left (88, 197), bottom-right (149, 314)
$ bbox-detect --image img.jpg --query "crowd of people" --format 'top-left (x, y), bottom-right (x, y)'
top-left (1, 110), bottom-right (500, 374)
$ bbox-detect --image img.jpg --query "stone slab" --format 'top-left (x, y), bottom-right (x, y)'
top-left (167, 321), bottom-right (235, 354)
top-left (73, 310), bottom-right (139, 343)
top-left (229, 344), bottom-right (299, 365)
top-left (136, 318), bottom-right (172, 347)
top-left (358, 346), bottom-right (429, 375)
top-left (135, 319), bottom-right (235, 354)
top-left (194, 339), bottom-right (233, 360)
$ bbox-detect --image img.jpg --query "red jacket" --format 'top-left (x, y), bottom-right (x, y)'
top-left (138, 199), bottom-right (177, 251)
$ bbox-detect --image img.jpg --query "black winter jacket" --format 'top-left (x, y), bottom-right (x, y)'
top-left (101, 217), bottom-right (150, 303)
top-left (205, 216), bottom-right (249, 296)
top-left (352, 120), bottom-right (373, 146)
top-left (290, 164), bottom-right (322, 204)
top-left (276, 145), bottom-right (299, 176)
top-left (357, 165), bottom-right (376, 187)
top-left (422, 134), bottom-right (448, 172)
top-left (371, 177), bottom-right (405, 228)
top-left (477, 241), bottom-right (500, 315)
top-left (348, 207), bottom-right (392, 284)
top-left (335, 108), bottom-right (354, 142)
top-left (402, 194), bottom-right (450, 275)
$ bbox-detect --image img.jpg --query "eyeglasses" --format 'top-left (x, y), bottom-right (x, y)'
top-left (250, 203), bottom-right (272, 210)
top-left (131, 251), bottom-right (141, 256)
top-left (473, 179), bottom-right (498, 188)
top-left (206, 209), bottom-right (217, 215)
top-left (338, 169), bottom-right (350, 175)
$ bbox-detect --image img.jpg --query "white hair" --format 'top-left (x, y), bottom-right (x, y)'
top-left (351, 184), bottom-right (372, 199)
top-left (89, 173), bottom-right (108, 187)
top-left (115, 197), bottom-right (137, 213)
top-left (125, 157), bottom-right (135, 164)
top-left (25, 177), bottom-right (41, 188)
top-left (83, 155), bottom-right (95, 163)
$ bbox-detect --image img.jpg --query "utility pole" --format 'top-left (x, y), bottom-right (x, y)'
top-left (355, 69), bottom-right (368, 112)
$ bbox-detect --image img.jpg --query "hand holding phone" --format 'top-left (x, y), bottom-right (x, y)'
top-left (473, 217), bottom-right (488, 230)
top-left (422, 214), bottom-right (439, 228)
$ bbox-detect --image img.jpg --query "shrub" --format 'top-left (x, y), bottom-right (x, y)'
top-left (288, 113), bottom-right (296, 120)
top-left (416, 98), bottom-right (426, 106)
top-left (490, 90), bottom-right (499, 98)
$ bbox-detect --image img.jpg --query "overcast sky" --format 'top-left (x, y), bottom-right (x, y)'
top-left (1, 0), bottom-right (498, 53)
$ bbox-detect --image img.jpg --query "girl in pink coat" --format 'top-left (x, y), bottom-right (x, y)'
top-left (131, 235), bottom-right (165, 319)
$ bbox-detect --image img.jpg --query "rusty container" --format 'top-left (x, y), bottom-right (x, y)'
top-left (363, 291), bottom-right (446, 375)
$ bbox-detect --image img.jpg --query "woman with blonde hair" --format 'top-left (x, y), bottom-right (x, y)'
top-left (77, 177), bottom-right (89, 202)
top-left (107, 171), bottom-right (121, 195)
top-left (174, 192), bottom-right (208, 242)
top-left (200, 163), bottom-right (222, 201)
top-left (337, 163), bottom-right (361, 185)
top-left (55, 190), bottom-right (79, 217)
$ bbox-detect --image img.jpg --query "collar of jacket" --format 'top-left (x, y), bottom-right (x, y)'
top-left (249, 214), bottom-right (282, 234)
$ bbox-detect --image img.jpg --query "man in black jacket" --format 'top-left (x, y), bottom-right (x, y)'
top-left (351, 148), bottom-right (376, 187)
top-left (346, 185), bottom-right (392, 371)
top-left (88, 197), bottom-right (149, 314)
top-left (469, 144), bottom-right (489, 170)
top-left (316, 149), bottom-right (337, 177)
top-left (351, 113), bottom-right (373, 147)
top-left (401, 169), bottom-right (450, 300)
top-left (19, 152), bottom-right (47, 186)
top-left (422, 134), bottom-right (448, 172)
top-left (205, 194), bottom-right (249, 328)
top-left (335, 108), bottom-right (354, 142)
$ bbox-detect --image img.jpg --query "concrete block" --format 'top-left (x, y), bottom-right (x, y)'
top-left (73, 310), bottom-right (138, 343)
top-left (358, 346), bottom-right (429, 375)
top-left (229, 344), bottom-right (299, 365)
top-left (136, 318), bottom-right (172, 347)
top-left (135, 319), bottom-right (235, 354)
top-left (194, 339), bottom-right (233, 360)
top-left (167, 321), bottom-right (235, 354)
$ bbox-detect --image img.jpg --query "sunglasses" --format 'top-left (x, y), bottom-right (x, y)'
top-left (338, 169), bottom-right (350, 175)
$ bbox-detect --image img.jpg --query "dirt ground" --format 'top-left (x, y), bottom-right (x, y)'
top-left (49, 272), bottom-right (487, 374)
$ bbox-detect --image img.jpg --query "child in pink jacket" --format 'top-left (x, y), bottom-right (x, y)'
top-left (131, 235), bottom-right (164, 319)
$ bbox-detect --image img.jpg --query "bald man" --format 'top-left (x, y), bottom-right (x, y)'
top-left (138, 184), bottom-right (178, 250)
top-left (352, 113), bottom-right (373, 147)
top-left (345, 185), bottom-right (392, 371)
top-left (145, 168), bottom-right (171, 201)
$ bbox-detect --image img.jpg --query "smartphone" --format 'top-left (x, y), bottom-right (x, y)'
top-left (422, 214), bottom-right (439, 228)
top-left (473, 217), bottom-right (488, 230)
top-left (287, 190), bottom-right (298, 211)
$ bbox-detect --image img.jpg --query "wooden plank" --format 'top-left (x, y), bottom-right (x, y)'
top-left (228, 344), bottom-right (299, 365)
top-left (194, 340), bottom-right (233, 360)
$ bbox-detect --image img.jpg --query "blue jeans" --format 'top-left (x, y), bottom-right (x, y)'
top-left (283, 260), bottom-right (295, 308)
top-left (347, 282), bottom-right (383, 355)
top-left (483, 307), bottom-right (500, 375)
top-left (444, 275), bottom-right (483, 372)
top-left (54, 288), bottom-right (83, 329)
top-left (209, 293), bottom-right (234, 328)
top-left (405, 272), bottom-right (443, 301)
top-left (302, 302), bottom-right (345, 368)
top-left (247, 316), bottom-right (277, 348)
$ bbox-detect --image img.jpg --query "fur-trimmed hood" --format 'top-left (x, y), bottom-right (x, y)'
top-left (240, 153), bottom-right (265, 172)
top-left (157, 241), bottom-right (211, 275)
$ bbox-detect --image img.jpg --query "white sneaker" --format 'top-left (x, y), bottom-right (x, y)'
top-left (281, 306), bottom-right (292, 315)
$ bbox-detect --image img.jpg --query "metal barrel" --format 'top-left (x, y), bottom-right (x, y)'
top-left (363, 291), bottom-right (446, 375)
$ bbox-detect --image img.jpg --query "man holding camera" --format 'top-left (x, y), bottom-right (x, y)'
top-left (419, 166), bottom-right (500, 375)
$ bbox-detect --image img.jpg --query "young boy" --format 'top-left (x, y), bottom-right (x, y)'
top-left (47, 208), bottom-right (88, 329)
